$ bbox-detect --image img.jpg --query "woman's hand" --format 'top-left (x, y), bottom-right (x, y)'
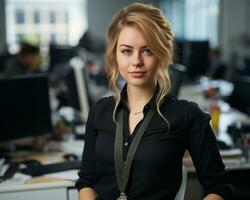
top-left (79, 187), bottom-right (96, 200)
top-left (204, 193), bottom-right (224, 200)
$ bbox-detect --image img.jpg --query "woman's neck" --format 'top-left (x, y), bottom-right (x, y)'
top-left (126, 84), bottom-right (156, 113)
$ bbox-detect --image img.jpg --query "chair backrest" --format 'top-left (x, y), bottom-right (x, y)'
top-left (175, 166), bottom-right (187, 200)
top-left (169, 64), bottom-right (187, 97)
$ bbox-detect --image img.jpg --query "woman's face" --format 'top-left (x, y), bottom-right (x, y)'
top-left (116, 26), bottom-right (158, 89)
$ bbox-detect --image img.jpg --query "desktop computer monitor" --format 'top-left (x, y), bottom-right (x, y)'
top-left (175, 40), bottom-right (209, 80)
top-left (0, 74), bottom-right (52, 142)
top-left (227, 77), bottom-right (250, 116)
top-left (64, 58), bottom-right (91, 123)
top-left (49, 44), bottom-right (77, 72)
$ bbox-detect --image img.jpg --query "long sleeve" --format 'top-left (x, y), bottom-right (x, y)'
top-left (186, 102), bottom-right (234, 200)
top-left (75, 105), bottom-right (97, 191)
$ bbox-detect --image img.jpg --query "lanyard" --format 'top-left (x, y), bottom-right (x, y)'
top-left (114, 108), bottom-right (155, 200)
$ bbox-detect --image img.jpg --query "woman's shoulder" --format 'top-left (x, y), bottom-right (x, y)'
top-left (96, 95), bottom-right (115, 106)
top-left (91, 95), bottom-right (115, 112)
top-left (164, 95), bottom-right (199, 110)
top-left (164, 95), bottom-right (210, 122)
top-left (88, 95), bottom-right (116, 131)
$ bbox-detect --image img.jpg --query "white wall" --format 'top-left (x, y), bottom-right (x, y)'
top-left (0, 0), bottom-right (7, 53)
top-left (87, 0), bottom-right (159, 41)
top-left (87, 0), bottom-right (250, 66)
top-left (219, 0), bottom-right (250, 64)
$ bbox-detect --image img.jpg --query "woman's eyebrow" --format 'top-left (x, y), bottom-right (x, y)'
top-left (119, 44), bottom-right (149, 49)
top-left (119, 44), bottom-right (133, 48)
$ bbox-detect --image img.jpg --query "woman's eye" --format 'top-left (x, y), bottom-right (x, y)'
top-left (142, 49), bottom-right (153, 56)
top-left (121, 49), bottom-right (132, 55)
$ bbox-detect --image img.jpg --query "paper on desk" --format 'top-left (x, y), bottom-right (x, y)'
top-left (220, 148), bottom-right (242, 158)
top-left (45, 169), bottom-right (79, 181)
top-left (0, 173), bottom-right (31, 187)
top-left (223, 157), bottom-right (245, 166)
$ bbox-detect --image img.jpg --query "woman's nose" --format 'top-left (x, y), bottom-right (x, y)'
top-left (131, 52), bottom-right (143, 67)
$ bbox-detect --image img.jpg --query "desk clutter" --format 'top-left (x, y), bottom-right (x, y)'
top-left (20, 160), bottom-right (81, 177)
top-left (0, 159), bottom-right (19, 183)
top-left (227, 122), bottom-right (250, 161)
top-left (0, 139), bottom-right (84, 187)
top-left (0, 159), bottom-right (80, 188)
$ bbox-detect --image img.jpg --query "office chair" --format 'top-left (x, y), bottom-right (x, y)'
top-left (169, 63), bottom-right (187, 97)
top-left (175, 166), bottom-right (187, 200)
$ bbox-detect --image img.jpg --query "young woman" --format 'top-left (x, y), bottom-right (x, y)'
top-left (76, 3), bottom-right (233, 200)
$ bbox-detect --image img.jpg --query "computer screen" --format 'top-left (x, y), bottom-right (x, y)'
top-left (169, 63), bottom-right (187, 97)
top-left (0, 74), bottom-right (52, 142)
top-left (175, 40), bottom-right (209, 80)
top-left (64, 58), bottom-right (91, 123)
top-left (49, 44), bottom-right (78, 72)
top-left (227, 77), bottom-right (250, 116)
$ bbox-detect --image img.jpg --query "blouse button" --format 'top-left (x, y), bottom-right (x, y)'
top-left (124, 142), bottom-right (128, 146)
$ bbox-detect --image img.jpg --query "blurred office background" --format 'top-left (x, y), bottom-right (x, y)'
top-left (0, 1), bottom-right (250, 199)
top-left (1, 0), bottom-right (249, 112)
top-left (1, 0), bottom-right (250, 80)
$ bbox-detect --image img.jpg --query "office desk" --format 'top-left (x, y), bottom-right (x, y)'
top-left (1, 85), bottom-right (249, 200)
top-left (179, 84), bottom-right (250, 164)
top-left (179, 84), bottom-right (250, 200)
top-left (0, 179), bottom-right (76, 200)
top-left (0, 140), bottom-right (84, 200)
top-left (179, 84), bottom-right (249, 146)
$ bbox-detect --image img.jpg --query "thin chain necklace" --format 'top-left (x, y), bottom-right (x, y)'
top-left (133, 110), bottom-right (143, 115)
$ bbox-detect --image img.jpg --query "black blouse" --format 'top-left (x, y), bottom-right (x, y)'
top-left (76, 90), bottom-right (233, 200)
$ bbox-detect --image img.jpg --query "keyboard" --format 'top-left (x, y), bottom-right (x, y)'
top-left (0, 162), bottom-right (19, 182)
top-left (20, 160), bottom-right (81, 177)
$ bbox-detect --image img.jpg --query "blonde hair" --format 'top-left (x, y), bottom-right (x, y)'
top-left (105, 3), bottom-right (174, 124)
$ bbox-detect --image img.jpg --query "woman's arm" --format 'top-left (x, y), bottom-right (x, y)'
top-left (79, 187), bottom-right (97, 200)
top-left (75, 106), bottom-right (98, 197)
top-left (186, 102), bottom-right (234, 200)
top-left (204, 193), bottom-right (224, 200)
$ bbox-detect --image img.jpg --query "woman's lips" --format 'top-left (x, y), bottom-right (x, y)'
top-left (129, 71), bottom-right (146, 78)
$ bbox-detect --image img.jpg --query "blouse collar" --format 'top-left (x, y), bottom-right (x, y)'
top-left (118, 83), bottom-right (158, 113)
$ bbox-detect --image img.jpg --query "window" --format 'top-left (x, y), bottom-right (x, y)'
top-left (49, 10), bottom-right (56, 24)
top-left (15, 9), bottom-right (25, 24)
top-left (16, 33), bottom-right (24, 41)
top-left (50, 33), bottom-right (56, 43)
top-left (160, 0), bottom-right (185, 39)
top-left (184, 0), bottom-right (219, 47)
top-left (5, 0), bottom-right (88, 53)
top-left (33, 10), bottom-right (40, 24)
top-left (65, 10), bottom-right (68, 24)
top-left (160, 0), bottom-right (219, 47)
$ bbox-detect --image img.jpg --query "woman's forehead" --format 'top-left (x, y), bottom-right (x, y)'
top-left (117, 26), bottom-right (148, 48)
